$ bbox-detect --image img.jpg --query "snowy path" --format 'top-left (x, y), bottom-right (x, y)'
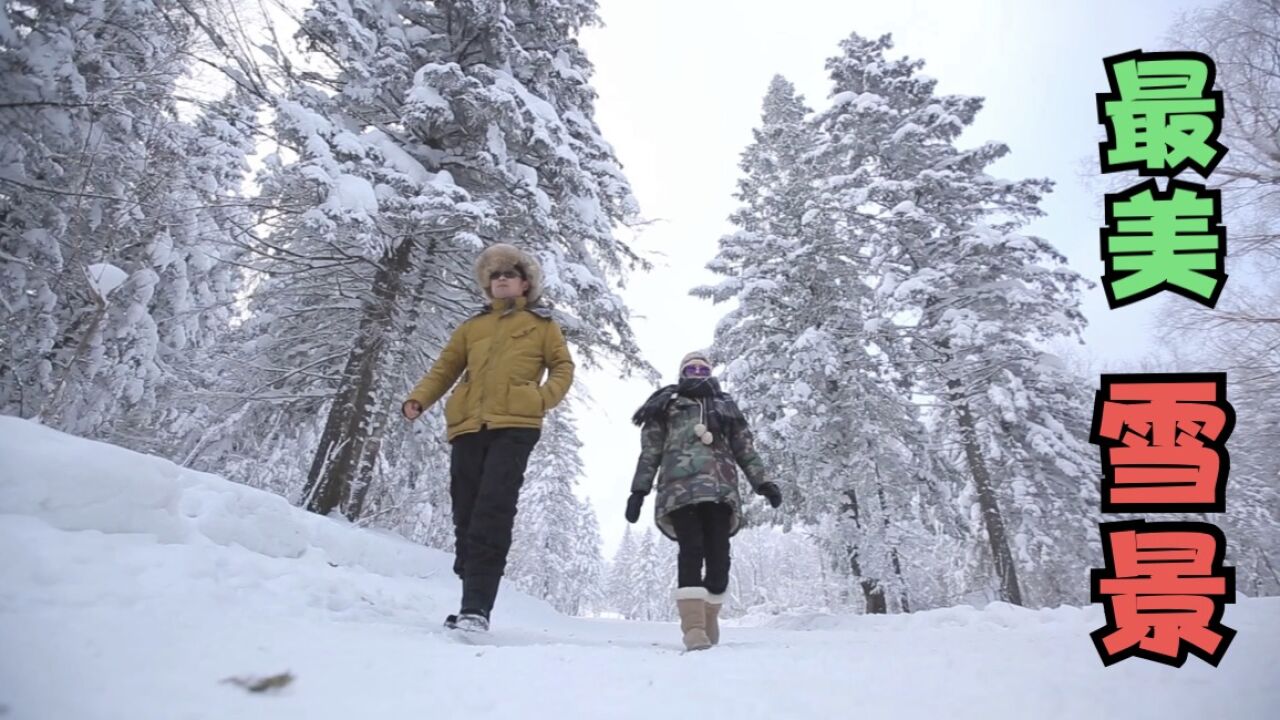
top-left (1, 417), bottom-right (1277, 720)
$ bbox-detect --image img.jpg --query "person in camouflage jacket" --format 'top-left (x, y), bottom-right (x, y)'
top-left (626, 351), bottom-right (782, 650)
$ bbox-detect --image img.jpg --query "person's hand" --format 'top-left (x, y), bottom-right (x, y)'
top-left (625, 491), bottom-right (646, 523)
top-left (402, 399), bottom-right (423, 421)
top-left (757, 482), bottom-right (782, 509)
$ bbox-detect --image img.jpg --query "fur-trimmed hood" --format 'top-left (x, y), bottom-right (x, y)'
top-left (474, 243), bottom-right (544, 305)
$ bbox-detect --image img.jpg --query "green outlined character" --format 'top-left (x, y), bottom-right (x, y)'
top-left (1098, 50), bottom-right (1226, 177)
top-left (1101, 179), bottom-right (1227, 308)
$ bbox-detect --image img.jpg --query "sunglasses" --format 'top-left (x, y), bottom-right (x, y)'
top-left (682, 364), bottom-right (712, 378)
top-left (490, 269), bottom-right (524, 281)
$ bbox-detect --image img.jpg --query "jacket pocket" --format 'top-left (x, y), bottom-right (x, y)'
top-left (444, 383), bottom-right (469, 426)
top-left (509, 324), bottom-right (540, 359)
top-left (507, 380), bottom-right (544, 418)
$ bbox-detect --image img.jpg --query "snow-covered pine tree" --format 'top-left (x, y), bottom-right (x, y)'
top-left (726, 525), bottom-right (834, 616)
top-left (0, 0), bottom-right (254, 448)
top-left (506, 401), bottom-right (589, 614)
top-left (605, 525), bottom-right (674, 620)
top-left (347, 400), bottom-right (456, 551)
top-left (606, 525), bottom-right (640, 618)
top-left (570, 497), bottom-right (607, 615)
top-left (631, 528), bottom-right (670, 621)
top-left (134, 87), bottom-right (261, 459)
top-left (694, 75), bottom-right (820, 449)
top-left (653, 530), bottom-right (678, 616)
top-left (191, 0), bottom-right (652, 520)
top-left (811, 32), bottom-right (1096, 606)
top-left (696, 74), bottom-right (963, 613)
top-left (628, 529), bottom-right (654, 620)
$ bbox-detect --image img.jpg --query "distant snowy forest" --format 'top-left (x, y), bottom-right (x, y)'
top-left (2, 0), bottom-right (1276, 619)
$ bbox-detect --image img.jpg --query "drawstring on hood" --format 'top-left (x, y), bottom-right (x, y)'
top-left (695, 397), bottom-right (713, 445)
top-left (679, 378), bottom-right (716, 445)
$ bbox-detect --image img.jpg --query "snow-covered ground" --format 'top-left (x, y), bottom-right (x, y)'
top-left (1, 416), bottom-right (1276, 720)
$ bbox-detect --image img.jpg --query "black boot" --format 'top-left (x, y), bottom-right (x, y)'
top-left (459, 574), bottom-right (501, 629)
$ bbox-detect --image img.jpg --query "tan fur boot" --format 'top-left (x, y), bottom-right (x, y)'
top-left (673, 587), bottom-right (712, 651)
top-left (705, 592), bottom-right (726, 645)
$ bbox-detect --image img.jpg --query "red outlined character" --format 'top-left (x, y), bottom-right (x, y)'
top-left (1090, 373), bottom-right (1234, 512)
top-left (1091, 520), bottom-right (1236, 667)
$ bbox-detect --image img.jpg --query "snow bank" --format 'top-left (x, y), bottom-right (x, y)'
top-left (0, 415), bottom-right (442, 579)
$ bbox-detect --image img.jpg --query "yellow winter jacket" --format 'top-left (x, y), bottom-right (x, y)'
top-left (406, 296), bottom-right (574, 441)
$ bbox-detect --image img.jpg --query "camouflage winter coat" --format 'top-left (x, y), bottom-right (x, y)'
top-left (630, 384), bottom-right (768, 540)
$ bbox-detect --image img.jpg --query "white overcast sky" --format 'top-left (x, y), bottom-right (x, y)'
top-left (570, 0), bottom-right (1212, 556)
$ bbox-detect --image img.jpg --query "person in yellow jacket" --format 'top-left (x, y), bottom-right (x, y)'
top-left (402, 243), bottom-right (574, 632)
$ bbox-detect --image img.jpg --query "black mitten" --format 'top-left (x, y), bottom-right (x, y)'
top-left (625, 491), bottom-right (647, 523)
top-left (757, 482), bottom-right (782, 509)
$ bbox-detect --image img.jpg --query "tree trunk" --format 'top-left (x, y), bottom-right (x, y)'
top-left (950, 382), bottom-right (1023, 606)
top-left (40, 290), bottom-right (108, 428)
top-left (841, 487), bottom-right (887, 614)
top-left (866, 437), bottom-right (911, 613)
top-left (888, 544), bottom-right (909, 613)
top-left (346, 434), bottom-right (384, 519)
top-left (302, 237), bottom-right (415, 519)
top-left (874, 488), bottom-right (911, 613)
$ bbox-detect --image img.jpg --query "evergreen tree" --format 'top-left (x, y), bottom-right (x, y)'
top-left (570, 497), bottom-right (608, 615)
top-left (0, 1), bottom-right (254, 449)
top-left (695, 73), bottom-right (961, 612)
top-left (632, 528), bottom-right (670, 621)
top-left (507, 402), bottom-right (588, 614)
top-left (607, 525), bottom-right (640, 618)
top-left (811, 33), bottom-right (1096, 606)
top-left (192, 0), bottom-right (651, 522)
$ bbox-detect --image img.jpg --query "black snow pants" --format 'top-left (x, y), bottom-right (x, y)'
top-left (669, 501), bottom-right (734, 595)
top-left (449, 426), bottom-right (540, 614)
